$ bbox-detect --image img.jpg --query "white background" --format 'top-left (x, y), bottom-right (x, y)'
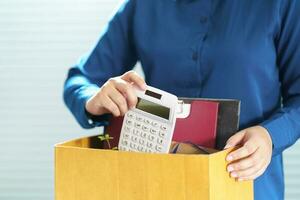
top-left (0, 0), bottom-right (299, 199)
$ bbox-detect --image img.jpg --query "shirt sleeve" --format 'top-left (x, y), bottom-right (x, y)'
top-left (63, 0), bottom-right (137, 128)
top-left (261, 0), bottom-right (300, 156)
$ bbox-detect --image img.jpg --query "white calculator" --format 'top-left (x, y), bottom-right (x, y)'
top-left (118, 86), bottom-right (178, 153)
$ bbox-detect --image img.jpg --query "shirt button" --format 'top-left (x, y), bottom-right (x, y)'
top-left (88, 118), bottom-right (94, 125)
top-left (192, 52), bottom-right (198, 61)
top-left (200, 16), bottom-right (208, 23)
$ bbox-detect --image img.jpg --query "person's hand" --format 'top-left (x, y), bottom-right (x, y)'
top-left (224, 126), bottom-right (273, 181)
top-left (85, 70), bottom-right (147, 117)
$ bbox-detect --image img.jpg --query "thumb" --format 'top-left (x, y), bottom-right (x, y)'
top-left (224, 130), bottom-right (246, 149)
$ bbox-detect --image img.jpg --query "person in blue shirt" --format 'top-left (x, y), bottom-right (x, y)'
top-left (63, 0), bottom-right (300, 199)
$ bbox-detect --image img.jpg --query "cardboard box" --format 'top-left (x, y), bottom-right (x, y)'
top-left (55, 135), bottom-right (253, 200)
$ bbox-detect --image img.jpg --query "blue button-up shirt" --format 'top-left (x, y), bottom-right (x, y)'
top-left (63, 0), bottom-right (300, 199)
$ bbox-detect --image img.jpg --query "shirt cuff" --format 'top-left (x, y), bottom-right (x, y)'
top-left (76, 85), bottom-right (110, 128)
top-left (85, 108), bottom-right (110, 127)
top-left (260, 116), bottom-right (291, 157)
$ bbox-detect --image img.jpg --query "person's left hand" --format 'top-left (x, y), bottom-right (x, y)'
top-left (224, 126), bottom-right (273, 181)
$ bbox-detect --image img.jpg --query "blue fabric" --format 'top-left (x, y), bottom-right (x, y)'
top-left (63, 0), bottom-right (300, 199)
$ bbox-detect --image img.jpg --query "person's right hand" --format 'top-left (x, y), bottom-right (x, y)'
top-left (85, 71), bottom-right (147, 117)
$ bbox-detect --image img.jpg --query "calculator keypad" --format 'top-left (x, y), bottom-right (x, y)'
top-left (119, 111), bottom-right (170, 153)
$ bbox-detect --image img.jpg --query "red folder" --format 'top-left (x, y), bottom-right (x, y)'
top-left (104, 100), bottom-right (219, 149)
top-left (173, 100), bottom-right (219, 148)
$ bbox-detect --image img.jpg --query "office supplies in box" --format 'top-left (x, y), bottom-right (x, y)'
top-left (169, 141), bottom-right (218, 154)
top-left (104, 98), bottom-right (240, 150)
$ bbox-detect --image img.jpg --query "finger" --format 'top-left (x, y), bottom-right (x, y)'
top-left (122, 71), bottom-right (147, 90)
top-left (115, 82), bottom-right (138, 109)
top-left (101, 96), bottom-right (120, 117)
top-left (227, 141), bottom-right (258, 162)
top-left (236, 165), bottom-right (266, 181)
top-left (108, 87), bottom-right (128, 116)
top-left (224, 130), bottom-right (246, 149)
top-left (230, 164), bottom-right (261, 180)
top-left (227, 148), bottom-right (260, 171)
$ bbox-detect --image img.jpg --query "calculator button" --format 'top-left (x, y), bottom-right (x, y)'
top-left (136, 116), bottom-right (143, 122)
top-left (124, 126), bottom-right (131, 132)
top-left (126, 119), bottom-right (133, 126)
top-left (131, 136), bottom-right (138, 143)
top-left (151, 121), bottom-right (159, 127)
top-left (145, 149), bottom-right (152, 153)
top-left (155, 145), bottom-right (162, 152)
top-left (157, 138), bottom-right (164, 145)
top-left (146, 142), bottom-right (154, 149)
top-left (134, 122), bottom-right (142, 129)
top-left (130, 143), bottom-right (137, 149)
top-left (132, 129), bottom-right (140, 136)
top-left (140, 132), bottom-right (147, 138)
top-left (160, 125), bottom-right (168, 131)
top-left (123, 133), bottom-right (130, 139)
top-left (159, 131), bottom-right (166, 138)
top-left (139, 138), bottom-right (145, 145)
top-left (142, 125), bottom-right (150, 132)
top-left (148, 135), bottom-right (155, 141)
top-left (127, 112), bottom-right (134, 118)
top-left (144, 119), bottom-right (151, 125)
top-left (137, 146), bottom-right (144, 152)
top-left (150, 128), bottom-right (158, 135)
top-left (121, 140), bottom-right (129, 146)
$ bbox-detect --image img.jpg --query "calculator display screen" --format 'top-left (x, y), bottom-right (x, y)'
top-left (136, 98), bottom-right (170, 120)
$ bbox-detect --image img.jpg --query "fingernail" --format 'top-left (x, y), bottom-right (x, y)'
top-left (142, 84), bottom-right (147, 90)
top-left (227, 166), bottom-right (234, 172)
top-left (226, 155), bottom-right (233, 162)
top-left (231, 172), bottom-right (237, 178)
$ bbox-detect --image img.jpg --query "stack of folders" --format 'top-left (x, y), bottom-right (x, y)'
top-left (103, 98), bottom-right (240, 151)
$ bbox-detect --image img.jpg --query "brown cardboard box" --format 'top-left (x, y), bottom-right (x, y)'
top-left (55, 135), bottom-right (253, 200)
